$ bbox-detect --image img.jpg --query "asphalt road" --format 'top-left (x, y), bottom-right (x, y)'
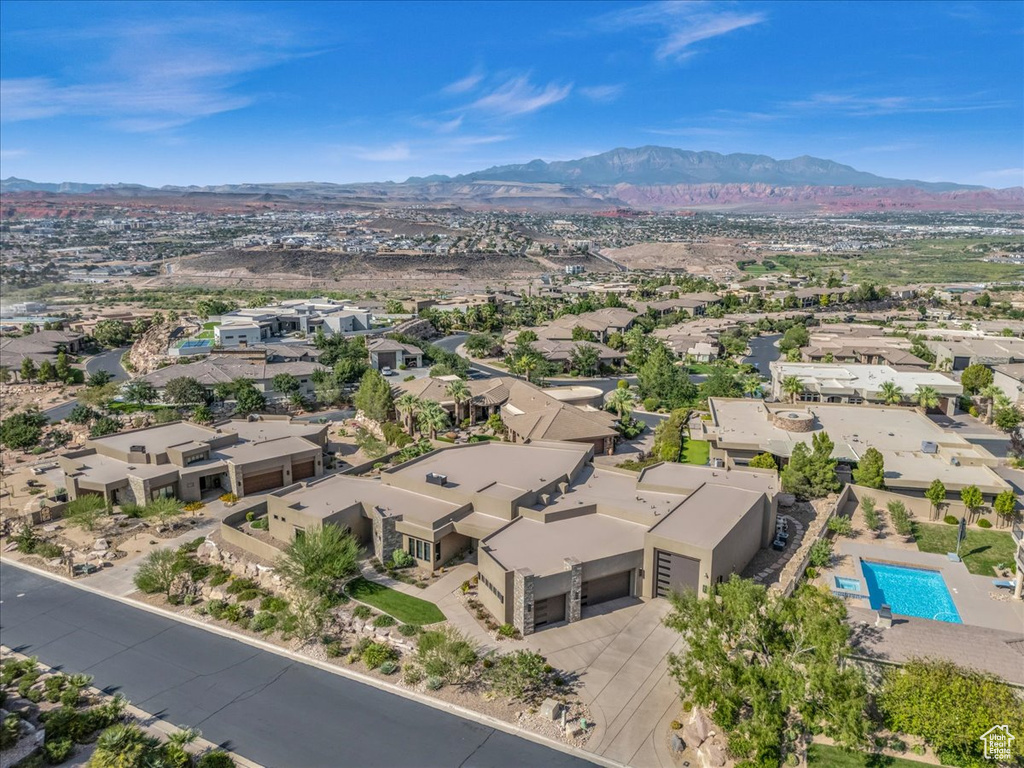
top-left (43, 347), bottom-right (130, 423)
top-left (0, 564), bottom-right (596, 768)
top-left (742, 334), bottom-right (782, 376)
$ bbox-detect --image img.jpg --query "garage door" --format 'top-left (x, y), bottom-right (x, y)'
top-left (533, 594), bottom-right (566, 627)
top-left (655, 550), bottom-right (700, 598)
top-left (377, 351), bottom-right (397, 368)
top-left (243, 469), bottom-right (284, 494)
top-left (582, 571), bottom-right (631, 606)
top-left (292, 459), bottom-right (316, 480)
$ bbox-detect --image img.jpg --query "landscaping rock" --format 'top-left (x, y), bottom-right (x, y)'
top-left (209, 586), bottom-right (227, 601)
top-left (692, 709), bottom-right (714, 742)
top-left (682, 721), bottom-right (705, 748)
top-left (778, 493), bottom-right (796, 507)
top-left (93, 538), bottom-right (109, 551)
top-left (671, 734), bottom-right (686, 752)
top-left (701, 739), bottom-right (727, 767)
top-left (540, 698), bottom-right (562, 721)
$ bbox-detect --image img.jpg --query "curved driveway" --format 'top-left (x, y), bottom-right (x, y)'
top-left (0, 564), bottom-right (597, 768)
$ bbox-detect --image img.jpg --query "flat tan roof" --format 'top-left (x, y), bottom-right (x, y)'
top-left (281, 474), bottom-right (462, 526)
top-left (482, 512), bottom-right (647, 576)
top-left (648, 483), bottom-right (763, 550)
top-left (218, 435), bottom-right (318, 464)
top-left (89, 422), bottom-right (219, 454)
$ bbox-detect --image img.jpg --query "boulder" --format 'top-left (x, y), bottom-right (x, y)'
top-left (93, 538), bottom-right (110, 551)
top-left (539, 698), bottom-right (562, 721)
top-left (692, 709), bottom-right (714, 742)
top-left (169, 572), bottom-right (199, 602)
top-left (209, 586), bottom-right (227, 601)
top-left (701, 739), bottom-right (727, 767)
top-left (670, 734), bottom-right (686, 753)
top-left (682, 721), bottom-right (705, 748)
top-left (778, 493), bottom-right (796, 507)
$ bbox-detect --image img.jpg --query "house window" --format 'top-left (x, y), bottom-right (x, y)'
top-left (185, 452), bottom-right (209, 465)
top-left (408, 537), bottom-right (433, 562)
top-left (479, 574), bottom-right (504, 604)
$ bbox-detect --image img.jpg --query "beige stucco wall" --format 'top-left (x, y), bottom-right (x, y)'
top-left (710, 498), bottom-right (764, 584)
top-left (477, 547), bottom-right (513, 624)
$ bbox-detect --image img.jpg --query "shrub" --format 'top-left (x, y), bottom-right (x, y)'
top-left (425, 676), bottom-right (444, 691)
top-left (977, 518), bottom-right (993, 529)
top-left (497, 623), bottom-right (520, 639)
top-left (259, 596), bottom-right (289, 613)
top-left (362, 642), bottom-right (399, 669)
top-left (807, 539), bottom-right (833, 568)
top-left (416, 627), bottom-right (479, 684)
top-left (44, 737), bottom-right (75, 764)
top-left (134, 549), bottom-right (181, 595)
top-left (379, 661), bottom-right (399, 675)
top-left (206, 599), bottom-right (229, 619)
top-left (670, 720), bottom-right (683, 731)
top-left (225, 578), bottom-right (259, 595)
top-left (403, 665), bottom-right (424, 685)
top-left (484, 650), bottom-right (550, 702)
top-left (398, 624), bottom-right (419, 637)
top-left (219, 492), bottom-right (239, 503)
top-left (944, 514), bottom-right (959, 525)
top-left (352, 605), bottom-right (372, 620)
top-left (826, 516), bottom-right (853, 537)
top-left (911, 745), bottom-right (926, 756)
top-left (391, 549), bottom-right (415, 569)
top-left (250, 612), bottom-right (278, 633)
top-left (804, 566), bottom-right (817, 579)
top-left (196, 752), bottom-right (236, 768)
top-left (233, 589), bottom-right (262, 603)
top-left (208, 569), bottom-right (230, 587)
top-left (373, 614), bottom-right (396, 628)
top-left (183, 501), bottom-right (205, 512)
top-left (34, 541), bottom-right (64, 559)
top-left (642, 397), bottom-right (660, 412)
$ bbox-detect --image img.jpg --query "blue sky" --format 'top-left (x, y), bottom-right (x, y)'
top-left (1, 0), bottom-right (1022, 187)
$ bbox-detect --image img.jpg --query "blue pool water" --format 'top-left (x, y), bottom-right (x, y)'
top-left (179, 339), bottom-right (212, 349)
top-left (834, 576), bottom-right (861, 592)
top-left (861, 561), bottom-right (962, 623)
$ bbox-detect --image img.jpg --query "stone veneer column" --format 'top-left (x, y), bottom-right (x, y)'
top-left (564, 557), bottom-right (582, 623)
top-left (513, 568), bottom-right (535, 636)
top-left (370, 507), bottom-right (401, 564)
top-left (126, 476), bottom-right (148, 506)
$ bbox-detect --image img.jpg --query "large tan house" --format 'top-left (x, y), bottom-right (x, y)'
top-left (59, 418), bottom-right (327, 505)
top-left (262, 440), bottom-right (778, 634)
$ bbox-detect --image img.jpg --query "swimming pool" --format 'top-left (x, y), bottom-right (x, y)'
top-left (860, 560), bottom-right (962, 623)
top-left (834, 576), bottom-right (861, 592)
top-left (178, 339), bottom-right (212, 349)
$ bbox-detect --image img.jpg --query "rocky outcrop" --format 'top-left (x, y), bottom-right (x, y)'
top-left (127, 321), bottom-right (186, 374)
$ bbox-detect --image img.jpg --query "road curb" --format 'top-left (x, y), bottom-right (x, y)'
top-left (3, 558), bottom-right (626, 768)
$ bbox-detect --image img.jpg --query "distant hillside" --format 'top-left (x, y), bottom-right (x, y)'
top-left (408, 147), bottom-right (982, 191)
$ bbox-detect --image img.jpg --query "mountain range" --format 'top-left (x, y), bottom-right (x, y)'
top-left (4, 147), bottom-right (1022, 212)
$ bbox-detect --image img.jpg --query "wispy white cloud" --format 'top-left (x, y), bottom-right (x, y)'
top-left (0, 12), bottom-right (321, 131)
top-left (580, 84), bottom-right (624, 103)
top-left (973, 167), bottom-right (1024, 184)
top-left (784, 92), bottom-right (1008, 116)
top-left (0, 148), bottom-right (29, 160)
top-left (354, 143), bottom-right (413, 162)
top-left (442, 70), bottom-right (485, 95)
top-left (597, 1), bottom-right (765, 62)
top-left (467, 76), bottom-right (572, 116)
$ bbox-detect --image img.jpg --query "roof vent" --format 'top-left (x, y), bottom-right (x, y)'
top-left (950, 457), bottom-right (960, 467)
top-left (129, 445), bottom-right (146, 453)
top-left (921, 441), bottom-right (938, 454)
top-left (426, 472), bottom-right (447, 487)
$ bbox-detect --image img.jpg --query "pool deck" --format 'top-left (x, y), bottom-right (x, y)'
top-left (831, 540), bottom-right (1024, 633)
top-left (825, 539), bottom-right (1024, 686)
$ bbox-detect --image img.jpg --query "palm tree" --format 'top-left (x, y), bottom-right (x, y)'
top-left (979, 384), bottom-right (1002, 423)
top-left (445, 379), bottom-right (472, 426)
top-left (781, 375), bottom-right (804, 404)
top-left (514, 354), bottom-right (538, 382)
top-left (606, 388), bottom-right (635, 420)
top-left (395, 394), bottom-right (422, 436)
top-left (743, 375), bottom-right (764, 399)
top-left (418, 400), bottom-right (450, 440)
top-left (914, 385), bottom-right (940, 412)
top-left (168, 726), bottom-right (202, 748)
top-left (879, 381), bottom-right (904, 405)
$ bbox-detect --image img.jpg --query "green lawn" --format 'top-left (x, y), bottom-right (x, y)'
top-left (682, 439), bottom-right (710, 466)
top-left (202, 321), bottom-right (220, 330)
top-left (808, 744), bottom-right (929, 767)
top-left (913, 522), bottom-right (1017, 576)
top-left (346, 577), bottom-right (445, 625)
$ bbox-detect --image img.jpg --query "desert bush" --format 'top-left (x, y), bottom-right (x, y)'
top-left (977, 518), bottom-right (993, 529)
top-left (497, 623), bottom-right (520, 639)
top-left (362, 642), bottom-right (398, 669)
top-left (403, 665), bottom-right (424, 685)
top-left (373, 614), bottom-right (396, 628)
top-left (352, 605), bottom-right (372, 620)
top-left (379, 661), bottom-right (399, 675)
top-left (943, 514), bottom-right (959, 525)
top-left (425, 676), bottom-right (444, 691)
top-left (398, 624), bottom-right (419, 637)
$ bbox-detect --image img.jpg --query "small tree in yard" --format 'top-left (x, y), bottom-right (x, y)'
top-left (121, 379), bottom-right (157, 407)
top-left (134, 548), bottom-right (181, 595)
top-left (808, 538), bottom-right (833, 568)
top-left (665, 578), bottom-right (867, 766)
top-left (826, 516), bottom-right (853, 537)
top-left (353, 369), bottom-right (393, 423)
top-left (851, 446), bottom-right (885, 489)
top-left (879, 659), bottom-right (1024, 766)
top-left (144, 496), bottom-right (183, 528)
top-left (993, 489), bottom-right (1018, 528)
top-left (959, 363), bottom-right (993, 394)
top-left (163, 376), bottom-right (210, 406)
top-left (276, 525), bottom-right (360, 598)
top-left (272, 373), bottom-right (300, 397)
top-left (287, 592), bottom-right (330, 642)
top-left (485, 650), bottom-right (551, 703)
top-left (861, 496), bottom-right (881, 535)
top-left (925, 479), bottom-right (946, 521)
top-left (887, 500), bottom-right (913, 537)
top-left (65, 495), bottom-right (108, 531)
top-left (0, 408), bottom-right (48, 450)
top-left (416, 627), bottom-right (479, 685)
top-left (233, 379), bottom-right (266, 415)
top-left (89, 416), bottom-right (121, 437)
top-left (960, 485), bottom-right (984, 521)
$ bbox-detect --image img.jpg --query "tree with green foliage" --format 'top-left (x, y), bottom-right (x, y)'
top-left (699, 365), bottom-right (742, 401)
top-left (87, 369), bottom-right (114, 388)
top-left (417, 400), bottom-right (450, 439)
top-left (191, 403), bottom-right (213, 424)
top-left (465, 333), bottom-right (499, 357)
top-left (276, 525), bottom-right (360, 598)
top-left (652, 409), bottom-right (689, 462)
top-left (781, 432), bottom-right (839, 499)
top-left (20, 356), bottom-right (37, 382)
top-left (960, 484), bottom-right (984, 521)
top-left (777, 324), bottom-right (809, 353)
top-left (163, 376), bottom-right (210, 406)
top-left (994, 406), bottom-right (1022, 432)
top-left (851, 446), bottom-right (885, 489)
top-left (606, 387), bottom-right (635, 420)
top-left (395, 393), bottom-right (423, 435)
top-left (37, 359), bottom-right (56, 382)
top-left (924, 479), bottom-right (946, 521)
top-left (637, 343), bottom-right (695, 409)
top-left (960, 363), bottom-right (993, 394)
top-left (569, 343), bottom-right (601, 376)
top-left (781, 375), bottom-right (804, 403)
top-left (272, 373), bottom-right (300, 397)
top-left (748, 452), bottom-right (777, 471)
top-left (993, 489), bottom-right (1018, 528)
top-left (194, 298), bottom-right (234, 319)
top-left (913, 385), bottom-right (940, 411)
top-left (121, 379), bottom-right (157, 407)
top-left (55, 350), bottom-right (72, 382)
top-left (91, 319), bottom-right (131, 348)
top-left (133, 548), bottom-right (182, 595)
top-left (665, 578), bottom-right (867, 766)
top-left (484, 650), bottom-right (552, 703)
top-left (879, 659), bottom-right (1024, 766)
top-left (89, 724), bottom-right (163, 768)
top-left (571, 325), bottom-right (595, 342)
top-left (353, 369), bottom-right (393, 423)
top-left (887, 500), bottom-right (913, 536)
top-left (233, 379), bottom-right (267, 415)
top-left (65, 494), bottom-right (108, 532)
top-left (878, 380), bottom-right (904, 405)
top-left (0, 408), bottom-right (47, 450)
top-left (415, 626), bottom-right (479, 685)
top-left (445, 379), bottom-right (472, 424)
